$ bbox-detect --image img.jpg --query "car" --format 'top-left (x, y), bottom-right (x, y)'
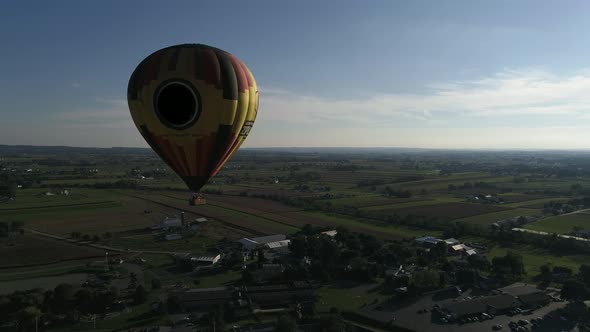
top-left (492, 324), bottom-right (503, 330)
top-left (518, 319), bottom-right (529, 326)
top-left (441, 318), bottom-right (448, 323)
top-left (509, 322), bottom-right (517, 328)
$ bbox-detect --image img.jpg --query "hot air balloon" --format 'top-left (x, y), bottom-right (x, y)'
top-left (127, 44), bottom-right (258, 200)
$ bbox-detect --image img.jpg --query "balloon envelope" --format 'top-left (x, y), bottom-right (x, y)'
top-left (127, 44), bottom-right (258, 192)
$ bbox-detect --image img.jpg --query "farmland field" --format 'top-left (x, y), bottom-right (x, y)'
top-left (524, 212), bottom-right (590, 234)
top-left (0, 234), bottom-right (106, 267)
top-left (366, 202), bottom-right (509, 222)
top-left (454, 208), bottom-right (541, 225)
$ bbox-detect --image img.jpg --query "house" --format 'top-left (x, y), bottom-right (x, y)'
top-left (449, 243), bottom-right (477, 256)
top-left (190, 254), bottom-right (221, 265)
top-left (444, 238), bottom-right (460, 246)
top-left (165, 233), bottom-right (182, 241)
top-left (152, 217), bottom-right (182, 230)
top-left (321, 230), bottom-right (338, 237)
top-left (238, 234), bottom-right (287, 250)
top-left (414, 236), bottom-right (442, 247)
top-left (265, 239), bottom-right (291, 250)
top-left (443, 294), bottom-right (517, 319)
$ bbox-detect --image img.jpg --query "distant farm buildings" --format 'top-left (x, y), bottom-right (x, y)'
top-left (414, 236), bottom-right (478, 256)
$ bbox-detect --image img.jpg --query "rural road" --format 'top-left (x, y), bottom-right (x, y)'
top-left (26, 228), bottom-right (191, 256)
top-left (512, 227), bottom-right (590, 242)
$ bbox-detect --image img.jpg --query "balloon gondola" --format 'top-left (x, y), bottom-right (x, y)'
top-left (127, 44), bottom-right (258, 204)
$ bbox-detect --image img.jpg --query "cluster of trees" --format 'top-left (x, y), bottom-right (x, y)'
top-left (555, 265), bottom-right (590, 302)
top-left (382, 186), bottom-right (412, 198)
top-left (447, 181), bottom-right (494, 191)
top-left (0, 173), bottom-right (17, 198)
top-left (0, 283), bottom-right (120, 327)
top-left (287, 226), bottom-right (386, 282)
top-left (0, 273), bottom-right (155, 329)
top-left (70, 231), bottom-right (111, 242)
top-left (40, 180), bottom-right (138, 190)
top-left (491, 251), bottom-right (525, 280)
top-left (0, 221), bottom-right (24, 237)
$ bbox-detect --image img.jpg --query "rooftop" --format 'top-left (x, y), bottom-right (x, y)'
top-left (444, 294), bottom-right (516, 316)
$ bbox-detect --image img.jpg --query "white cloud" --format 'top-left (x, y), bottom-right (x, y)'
top-left (258, 68), bottom-right (590, 127)
top-left (55, 98), bottom-right (131, 129)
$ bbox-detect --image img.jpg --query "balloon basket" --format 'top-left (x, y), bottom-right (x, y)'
top-left (189, 193), bottom-right (206, 206)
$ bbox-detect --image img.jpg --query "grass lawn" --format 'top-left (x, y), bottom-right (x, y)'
top-left (504, 197), bottom-right (569, 208)
top-left (361, 196), bottom-right (463, 211)
top-left (524, 213), bottom-right (590, 234)
top-left (295, 211), bottom-right (441, 239)
top-left (316, 285), bottom-right (388, 313)
top-left (196, 270), bottom-right (242, 288)
top-left (487, 245), bottom-right (590, 282)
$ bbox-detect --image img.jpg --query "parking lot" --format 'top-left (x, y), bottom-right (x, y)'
top-left (358, 286), bottom-right (575, 332)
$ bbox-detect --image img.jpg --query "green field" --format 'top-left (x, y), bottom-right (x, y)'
top-left (454, 208), bottom-right (541, 225)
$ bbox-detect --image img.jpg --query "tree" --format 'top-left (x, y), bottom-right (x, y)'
top-left (17, 306), bottom-right (41, 331)
top-left (411, 270), bottom-right (441, 291)
top-left (432, 241), bottom-right (448, 259)
top-left (561, 279), bottom-right (590, 302)
top-left (51, 283), bottom-right (74, 314)
top-left (133, 285), bottom-right (147, 304)
top-left (74, 288), bottom-right (95, 314)
top-left (151, 278), bottom-right (161, 290)
top-left (275, 315), bottom-right (296, 332)
top-left (129, 272), bottom-right (138, 289)
top-left (10, 221), bottom-right (24, 232)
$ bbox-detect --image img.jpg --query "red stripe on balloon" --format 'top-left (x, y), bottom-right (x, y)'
top-left (228, 55), bottom-right (248, 93)
top-left (195, 47), bottom-right (222, 89)
top-left (152, 137), bottom-right (188, 177)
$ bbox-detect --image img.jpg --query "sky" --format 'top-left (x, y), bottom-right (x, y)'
top-left (2, 0), bottom-right (590, 149)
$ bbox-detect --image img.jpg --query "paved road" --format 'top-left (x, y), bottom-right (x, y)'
top-left (512, 227), bottom-right (590, 242)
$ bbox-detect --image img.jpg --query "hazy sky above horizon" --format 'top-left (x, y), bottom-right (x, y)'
top-left (2, 1), bottom-right (590, 149)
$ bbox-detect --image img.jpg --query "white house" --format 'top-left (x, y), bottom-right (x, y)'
top-left (321, 230), bottom-right (338, 237)
top-left (191, 254), bottom-right (221, 265)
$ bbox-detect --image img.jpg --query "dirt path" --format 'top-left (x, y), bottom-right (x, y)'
top-left (26, 228), bottom-right (191, 255)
